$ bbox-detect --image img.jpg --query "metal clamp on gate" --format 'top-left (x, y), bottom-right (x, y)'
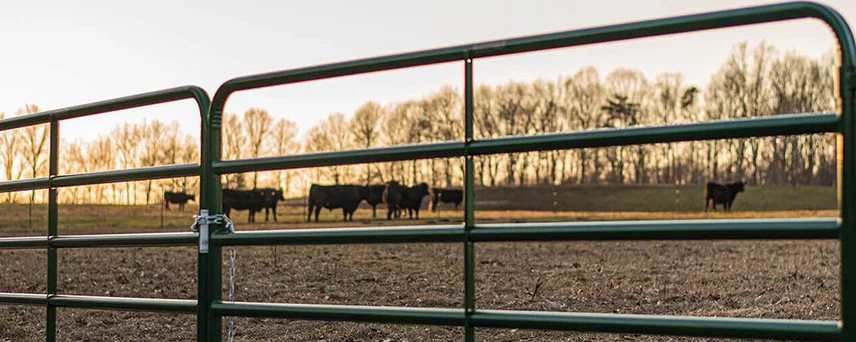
top-left (191, 209), bottom-right (235, 254)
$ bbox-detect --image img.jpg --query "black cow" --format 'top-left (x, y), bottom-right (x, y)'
top-left (382, 181), bottom-right (406, 220)
top-left (256, 188), bottom-right (285, 222)
top-left (222, 189), bottom-right (265, 223)
top-left (401, 183), bottom-right (430, 219)
top-left (307, 184), bottom-right (362, 222)
top-left (164, 191), bottom-right (194, 211)
top-left (704, 181), bottom-right (745, 212)
top-left (359, 184), bottom-right (386, 219)
top-left (430, 188), bottom-right (463, 212)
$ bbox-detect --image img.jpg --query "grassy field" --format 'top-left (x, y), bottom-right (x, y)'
top-left (0, 185), bottom-right (842, 341)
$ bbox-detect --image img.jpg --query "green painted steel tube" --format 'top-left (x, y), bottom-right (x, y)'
top-left (470, 310), bottom-right (840, 341)
top-left (207, 219), bottom-right (837, 247)
top-left (472, 218), bottom-right (840, 241)
top-left (463, 57), bottom-right (476, 342)
top-left (210, 113), bottom-right (835, 176)
top-left (0, 236), bottom-right (48, 249)
top-left (50, 163), bottom-right (200, 188)
top-left (210, 301), bottom-right (464, 326)
top-left (0, 293), bottom-right (47, 306)
top-left (207, 2), bottom-right (854, 118)
top-left (46, 119), bottom-right (59, 342)
top-left (0, 178), bottom-right (50, 193)
top-left (209, 301), bottom-right (838, 341)
top-left (837, 58), bottom-right (856, 340)
top-left (467, 113), bottom-right (837, 156)
top-left (0, 86), bottom-right (210, 132)
top-left (50, 232), bottom-right (198, 248)
top-left (48, 295), bottom-right (197, 313)
top-left (211, 225), bottom-right (463, 246)
top-left (212, 141), bottom-right (464, 175)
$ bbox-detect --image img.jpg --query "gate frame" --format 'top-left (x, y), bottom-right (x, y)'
top-left (200, 2), bottom-right (855, 341)
top-left (0, 1), bottom-right (853, 341)
top-left (0, 86), bottom-right (209, 342)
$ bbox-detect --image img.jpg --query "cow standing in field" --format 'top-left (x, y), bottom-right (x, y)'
top-left (164, 191), bottom-right (194, 211)
top-left (256, 188), bottom-right (285, 222)
top-left (401, 183), bottom-right (430, 219)
top-left (307, 184), bottom-right (362, 222)
top-left (382, 181), bottom-right (406, 220)
top-left (222, 189), bottom-right (265, 223)
top-left (430, 188), bottom-right (463, 212)
top-left (704, 181), bottom-right (745, 212)
top-left (359, 184), bottom-right (386, 219)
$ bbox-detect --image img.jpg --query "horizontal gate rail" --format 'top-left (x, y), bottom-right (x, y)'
top-left (49, 232), bottom-right (198, 248)
top-left (210, 302), bottom-right (840, 341)
top-left (0, 178), bottom-right (51, 193)
top-left (210, 301), bottom-right (465, 326)
top-left (0, 294), bottom-right (197, 313)
top-left (0, 164), bottom-right (200, 193)
top-left (50, 163), bottom-right (200, 188)
top-left (469, 310), bottom-right (841, 341)
top-left (0, 236), bottom-right (48, 249)
top-left (471, 218), bottom-right (841, 241)
top-left (212, 112), bottom-right (837, 175)
top-left (0, 293), bottom-right (49, 306)
top-left (211, 225), bottom-right (464, 246)
top-left (0, 232), bottom-right (197, 249)
top-left (209, 218), bottom-right (840, 247)
top-left (213, 141), bottom-right (465, 175)
top-left (49, 295), bottom-right (197, 313)
top-left (199, 1), bottom-right (856, 341)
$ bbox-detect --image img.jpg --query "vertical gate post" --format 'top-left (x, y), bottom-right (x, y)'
top-left (199, 104), bottom-right (223, 341)
top-left (463, 57), bottom-right (476, 342)
top-left (840, 51), bottom-right (856, 342)
top-left (46, 118), bottom-right (59, 342)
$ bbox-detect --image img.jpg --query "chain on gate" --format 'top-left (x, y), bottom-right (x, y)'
top-left (192, 212), bottom-right (238, 342)
top-left (227, 247), bottom-right (237, 341)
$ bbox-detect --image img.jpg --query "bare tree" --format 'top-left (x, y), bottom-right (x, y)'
top-left (423, 86), bottom-right (462, 186)
top-left (269, 118), bottom-right (299, 195)
top-left (0, 112), bottom-right (24, 203)
top-left (139, 120), bottom-right (174, 204)
top-left (19, 104), bottom-right (47, 226)
top-left (222, 113), bottom-right (246, 188)
top-left (244, 108), bottom-right (274, 188)
top-left (531, 79), bottom-right (563, 184)
top-left (88, 136), bottom-right (115, 203)
top-left (111, 123), bottom-right (141, 204)
top-left (350, 101), bottom-right (384, 183)
top-left (563, 67), bottom-right (606, 184)
top-left (62, 140), bottom-right (88, 204)
top-left (305, 113), bottom-right (353, 184)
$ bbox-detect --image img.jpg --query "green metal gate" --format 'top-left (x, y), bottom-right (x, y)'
top-left (1, 1), bottom-right (856, 341)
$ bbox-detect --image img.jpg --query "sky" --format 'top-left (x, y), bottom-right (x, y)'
top-left (1, 0), bottom-right (854, 142)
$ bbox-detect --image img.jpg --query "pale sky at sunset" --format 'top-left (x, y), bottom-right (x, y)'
top-left (1, 0), bottom-right (854, 142)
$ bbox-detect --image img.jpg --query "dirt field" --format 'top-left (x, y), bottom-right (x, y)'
top-left (0, 185), bottom-right (842, 341)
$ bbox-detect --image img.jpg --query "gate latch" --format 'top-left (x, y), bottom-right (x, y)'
top-left (191, 210), bottom-right (235, 254)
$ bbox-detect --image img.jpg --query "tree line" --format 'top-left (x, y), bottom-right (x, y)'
top-left (0, 42), bottom-right (838, 205)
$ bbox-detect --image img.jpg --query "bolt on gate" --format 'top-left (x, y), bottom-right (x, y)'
top-left (1, 1), bottom-right (856, 341)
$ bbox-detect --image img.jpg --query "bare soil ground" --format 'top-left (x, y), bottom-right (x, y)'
top-left (0, 185), bottom-right (841, 341)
